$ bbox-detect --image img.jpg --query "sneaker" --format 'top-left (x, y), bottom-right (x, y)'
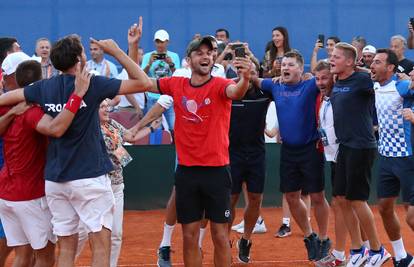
top-left (315, 253), bottom-right (346, 267)
top-left (319, 238), bottom-right (332, 260)
top-left (157, 246), bottom-right (172, 267)
top-left (236, 219), bottom-right (267, 234)
top-left (304, 233), bottom-right (320, 261)
top-left (393, 253), bottom-right (414, 267)
top-left (231, 220), bottom-right (244, 231)
top-left (275, 223), bottom-right (291, 238)
top-left (346, 246), bottom-right (369, 267)
top-left (237, 237), bottom-right (252, 263)
top-left (364, 246), bottom-right (391, 267)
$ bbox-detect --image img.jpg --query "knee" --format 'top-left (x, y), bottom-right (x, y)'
top-left (182, 229), bottom-right (198, 245)
top-left (210, 231), bottom-right (228, 247)
top-left (406, 213), bottom-right (414, 230)
top-left (378, 199), bottom-right (394, 217)
top-left (285, 192), bottom-right (300, 206)
top-left (310, 193), bottom-right (326, 206)
top-left (247, 194), bottom-right (262, 207)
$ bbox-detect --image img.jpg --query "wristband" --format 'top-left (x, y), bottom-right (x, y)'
top-left (149, 126), bottom-right (154, 133)
top-left (65, 93), bottom-right (82, 114)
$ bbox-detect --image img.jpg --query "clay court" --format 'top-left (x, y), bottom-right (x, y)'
top-left (44, 205), bottom-right (414, 267)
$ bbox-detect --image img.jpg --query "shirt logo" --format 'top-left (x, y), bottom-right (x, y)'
top-left (181, 96), bottom-right (209, 123)
top-left (333, 86), bottom-right (350, 93)
top-left (45, 100), bottom-right (87, 113)
top-left (224, 210), bottom-right (230, 218)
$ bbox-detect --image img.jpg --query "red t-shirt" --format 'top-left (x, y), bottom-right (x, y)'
top-left (0, 106), bottom-right (47, 201)
top-left (159, 76), bottom-right (235, 166)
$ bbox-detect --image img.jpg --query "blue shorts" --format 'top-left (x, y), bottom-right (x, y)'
top-left (0, 219), bottom-right (5, 239)
top-left (377, 155), bottom-right (414, 205)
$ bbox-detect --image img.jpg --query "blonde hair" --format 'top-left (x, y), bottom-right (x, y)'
top-left (335, 42), bottom-right (357, 64)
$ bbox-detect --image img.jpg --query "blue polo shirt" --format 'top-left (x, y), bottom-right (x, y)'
top-left (24, 74), bottom-right (121, 182)
top-left (261, 78), bottom-right (319, 147)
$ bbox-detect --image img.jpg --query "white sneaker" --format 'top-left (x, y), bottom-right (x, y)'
top-left (236, 219), bottom-right (267, 234)
top-left (347, 246), bottom-right (369, 267)
top-left (364, 246), bottom-right (391, 267)
top-left (231, 220), bottom-right (244, 231)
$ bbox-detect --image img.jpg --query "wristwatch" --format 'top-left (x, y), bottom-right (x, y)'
top-left (168, 62), bottom-right (175, 68)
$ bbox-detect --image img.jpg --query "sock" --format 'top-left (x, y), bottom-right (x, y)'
top-left (159, 222), bottom-right (175, 248)
top-left (198, 227), bottom-right (207, 248)
top-left (332, 249), bottom-right (346, 261)
top-left (391, 238), bottom-right (407, 261)
top-left (256, 215), bottom-right (263, 224)
top-left (363, 240), bottom-right (370, 250)
top-left (282, 217), bottom-right (290, 226)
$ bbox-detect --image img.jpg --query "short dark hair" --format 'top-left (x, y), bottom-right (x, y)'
top-left (50, 34), bottom-right (83, 72)
top-left (284, 50), bottom-right (304, 66)
top-left (0, 37), bottom-right (18, 64)
top-left (15, 60), bottom-right (42, 87)
top-left (327, 36), bottom-right (341, 44)
top-left (376, 48), bottom-right (399, 73)
top-left (314, 60), bottom-right (331, 72)
top-left (215, 28), bottom-right (230, 39)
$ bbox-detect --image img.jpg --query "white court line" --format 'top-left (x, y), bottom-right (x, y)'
top-left (77, 259), bottom-right (310, 266)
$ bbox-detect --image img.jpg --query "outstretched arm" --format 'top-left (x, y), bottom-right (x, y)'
top-left (36, 63), bottom-right (92, 137)
top-left (0, 89), bottom-right (26, 106)
top-left (225, 57), bottom-right (252, 100)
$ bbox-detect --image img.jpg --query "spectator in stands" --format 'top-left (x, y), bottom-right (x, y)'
top-left (141, 29), bottom-right (180, 131)
top-left (35, 38), bottom-right (59, 79)
top-left (262, 26), bottom-right (291, 78)
top-left (215, 28), bottom-right (230, 45)
top-left (407, 20), bottom-right (414, 49)
top-left (351, 35), bottom-right (367, 67)
top-left (86, 40), bottom-right (119, 78)
top-left (310, 36), bottom-right (341, 73)
top-left (361, 45), bottom-right (376, 69)
top-left (390, 35), bottom-right (414, 75)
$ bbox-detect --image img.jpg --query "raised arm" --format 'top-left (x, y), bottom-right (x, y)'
top-left (310, 39), bottom-right (323, 73)
top-left (36, 64), bottom-right (92, 137)
top-left (408, 21), bottom-right (414, 49)
top-left (225, 57), bottom-right (251, 100)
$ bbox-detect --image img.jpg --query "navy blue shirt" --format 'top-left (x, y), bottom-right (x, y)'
top-left (24, 74), bottom-right (121, 182)
top-left (330, 72), bottom-right (376, 149)
top-left (229, 86), bottom-right (272, 153)
top-left (261, 78), bottom-right (319, 147)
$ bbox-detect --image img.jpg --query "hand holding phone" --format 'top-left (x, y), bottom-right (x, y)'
top-left (318, 34), bottom-right (325, 46)
top-left (234, 47), bottom-right (246, 58)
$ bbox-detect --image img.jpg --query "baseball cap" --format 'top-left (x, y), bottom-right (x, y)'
top-left (186, 36), bottom-right (214, 57)
top-left (1, 52), bottom-right (32, 75)
top-left (154, 29), bottom-right (169, 42)
top-left (362, 45), bottom-right (376, 54)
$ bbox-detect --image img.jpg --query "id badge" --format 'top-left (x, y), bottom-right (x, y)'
top-left (114, 146), bottom-right (133, 167)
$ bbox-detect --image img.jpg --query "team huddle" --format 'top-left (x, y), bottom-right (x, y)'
top-left (1, 16), bottom-right (414, 267)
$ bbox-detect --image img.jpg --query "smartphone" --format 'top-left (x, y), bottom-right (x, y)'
top-left (410, 17), bottom-right (414, 28)
top-left (231, 43), bottom-right (244, 50)
top-left (234, 47), bottom-right (246, 58)
top-left (318, 34), bottom-right (325, 45)
top-left (155, 53), bottom-right (166, 60)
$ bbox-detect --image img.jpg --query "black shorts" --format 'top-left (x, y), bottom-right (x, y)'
top-left (230, 150), bottom-right (265, 194)
top-left (280, 141), bottom-right (325, 194)
top-left (174, 165), bottom-right (232, 224)
top-left (333, 144), bottom-right (376, 201)
top-left (377, 155), bottom-right (414, 205)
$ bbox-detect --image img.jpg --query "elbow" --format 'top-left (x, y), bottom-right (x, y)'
top-left (49, 127), bottom-right (65, 138)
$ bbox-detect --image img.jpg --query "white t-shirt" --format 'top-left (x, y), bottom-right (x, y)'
top-left (319, 96), bottom-right (339, 162)
top-left (172, 64), bottom-right (226, 78)
top-left (116, 69), bottom-right (145, 109)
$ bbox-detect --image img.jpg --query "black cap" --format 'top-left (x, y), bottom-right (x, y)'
top-left (186, 36), bottom-right (214, 57)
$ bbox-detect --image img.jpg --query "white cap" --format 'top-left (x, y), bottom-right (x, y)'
top-left (362, 45), bottom-right (376, 55)
top-left (154, 29), bottom-right (169, 42)
top-left (1, 52), bottom-right (32, 75)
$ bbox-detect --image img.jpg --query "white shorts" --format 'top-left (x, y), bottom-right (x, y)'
top-left (45, 175), bottom-right (115, 236)
top-left (0, 197), bottom-right (57, 249)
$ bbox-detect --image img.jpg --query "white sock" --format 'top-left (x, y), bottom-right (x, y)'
top-left (198, 227), bottom-right (207, 248)
top-left (332, 249), bottom-right (346, 261)
top-left (159, 222), bottom-right (175, 248)
top-left (363, 240), bottom-right (370, 250)
top-left (257, 215), bottom-right (263, 223)
top-left (391, 238), bottom-right (407, 261)
top-left (282, 217), bottom-right (290, 226)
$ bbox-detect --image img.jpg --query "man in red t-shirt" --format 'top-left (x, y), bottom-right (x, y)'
top-left (0, 53), bottom-right (91, 267)
top-left (102, 36), bottom-right (250, 266)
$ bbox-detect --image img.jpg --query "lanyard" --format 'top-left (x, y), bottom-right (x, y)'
top-left (320, 97), bottom-right (331, 126)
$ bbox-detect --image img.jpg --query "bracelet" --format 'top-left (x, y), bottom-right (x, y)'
top-left (168, 63), bottom-right (175, 68)
top-left (65, 93), bottom-right (82, 114)
top-left (149, 126), bottom-right (154, 133)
